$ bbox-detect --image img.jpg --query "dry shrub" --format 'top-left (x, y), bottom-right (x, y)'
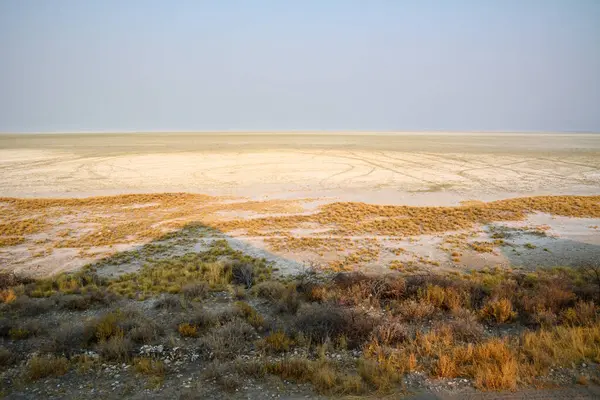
top-left (443, 339), bottom-right (518, 390)
top-left (276, 284), bottom-right (300, 314)
top-left (253, 281), bottom-right (286, 301)
top-left (520, 283), bottom-right (576, 318)
top-left (97, 336), bottom-right (133, 362)
top-left (561, 301), bottom-right (598, 327)
top-left (267, 358), bottom-right (365, 395)
top-left (371, 322), bottom-right (410, 346)
top-left (154, 294), bottom-right (182, 310)
top-left (134, 356), bottom-right (165, 376)
top-left (420, 284), bottom-right (469, 311)
top-left (26, 355), bottom-right (69, 381)
top-left (178, 323), bottom-right (198, 338)
top-left (471, 339), bottom-right (518, 390)
top-left (533, 308), bottom-right (558, 329)
top-left (521, 323), bottom-right (600, 375)
top-left (182, 282), bottom-right (209, 301)
top-left (358, 355), bottom-right (403, 393)
top-left (49, 323), bottom-right (91, 356)
top-left (306, 284), bottom-right (328, 302)
top-left (235, 301), bottom-right (265, 329)
top-left (444, 313), bottom-right (485, 342)
top-left (127, 319), bottom-right (162, 344)
top-left (184, 308), bottom-right (218, 331)
top-left (5, 295), bottom-right (54, 317)
top-left (0, 347), bottom-right (15, 368)
top-left (332, 272), bottom-right (370, 289)
top-left (231, 261), bottom-right (254, 288)
top-left (367, 275), bottom-right (406, 300)
top-left (0, 289), bottom-right (17, 304)
top-left (200, 319), bottom-right (255, 360)
top-left (0, 272), bottom-right (31, 289)
top-left (9, 327), bottom-right (30, 340)
top-left (89, 311), bottom-right (123, 342)
top-left (204, 361), bottom-right (242, 392)
top-left (293, 303), bottom-right (374, 347)
top-left (480, 298), bottom-right (516, 324)
top-left (257, 331), bottom-right (294, 353)
top-left (393, 299), bottom-right (435, 321)
top-left (435, 354), bottom-right (457, 378)
top-left (266, 357), bottom-right (313, 382)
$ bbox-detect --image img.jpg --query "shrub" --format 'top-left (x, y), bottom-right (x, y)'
top-left (178, 323), bottom-right (198, 338)
top-left (393, 299), bottom-right (435, 321)
top-left (293, 303), bottom-right (374, 347)
top-left (26, 355), bottom-right (69, 381)
top-left (435, 354), bottom-right (457, 378)
top-left (0, 289), bottom-right (17, 304)
top-left (199, 319), bottom-right (255, 360)
top-left (182, 282), bottom-right (209, 301)
top-left (97, 336), bottom-right (133, 362)
top-left (257, 331), bottom-right (294, 353)
top-left (134, 356), bottom-right (165, 376)
top-left (49, 323), bottom-right (89, 356)
top-left (9, 327), bottom-right (30, 340)
top-left (480, 298), bottom-right (516, 324)
top-left (128, 319), bottom-right (162, 344)
top-left (369, 275), bottom-right (406, 301)
top-left (561, 301), bottom-right (598, 327)
top-left (154, 294), bottom-right (182, 310)
top-left (521, 323), bottom-right (600, 376)
top-left (0, 272), bottom-right (31, 290)
top-left (371, 322), bottom-right (409, 345)
top-left (235, 301), bottom-right (265, 329)
top-left (533, 308), bottom-right (558, 328)
top-left (445, 315), bottom-right (485, 342)
top-left (253, 281), bottom-right (286, 301)
top-left (266, 357), bottom-right (313, 382)
top-left (472, 340), bottom-right (517, 390)
top-left (58, 294), bottom-right (92, 311)
top-left (332, 272), bottom-right (369, 289)
top-left (91, 311), bottom-right (123, 342)
top-left (231, 261), bottom-right (254, 288)
top-left (204, 361), bottom-right (243, 392)
top-left (0, 347), bottom-right (15, 368)
top-left (5, 295), bottom-right (54, 317)
top-left (276, 284), bottom-right (300, 314)
top-left (358, 358), bottom-right (402, 394)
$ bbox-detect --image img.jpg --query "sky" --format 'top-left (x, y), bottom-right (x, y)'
top-left (1, 1), bottom-right (599, 133)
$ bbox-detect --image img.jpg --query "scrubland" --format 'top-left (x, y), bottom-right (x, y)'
top-left (1, 236), bottom-right (600, 398)
top-left (1, 194), bottom-right (600, 397)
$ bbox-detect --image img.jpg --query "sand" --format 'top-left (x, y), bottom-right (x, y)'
top-left (1, 132), bottom-right (599, 204)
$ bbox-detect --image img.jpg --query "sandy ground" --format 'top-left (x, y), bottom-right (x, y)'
top-left (1, 133), bottom-right (599, 277)
top-left (1, 133), bottom-right (599, 204)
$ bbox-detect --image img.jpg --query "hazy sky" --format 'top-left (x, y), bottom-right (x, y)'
top-left (1, 1), bottom-right (599, 132)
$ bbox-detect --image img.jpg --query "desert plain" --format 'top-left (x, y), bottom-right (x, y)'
top-left (2, 132), bottom-right (600, 399)
top-left (1, 132), bottom-right (599, 277)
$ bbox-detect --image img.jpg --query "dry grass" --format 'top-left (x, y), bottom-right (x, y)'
top-left (257, 331), bottom-right (294, 353)
top-left (0, 236), bottom-right (25, 247)
top-left (1, 194), bottom-right (599, 278)
top-left (266, 358), bottom-right (366, 395)
top-left (480, 298), bottom-right (517, 324)
top-left (26, 355), bottom-right (69, 381)
top-left (108, 240), bottom-right (271, 298)
top-left (521, 323), bottom-right (600, 376)
top-left (133, 356), bottom-right (166, 376)
top-left (178, 323), bottom-right (198, 338)
top-left (216, 195), bottom-right (600, 236)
